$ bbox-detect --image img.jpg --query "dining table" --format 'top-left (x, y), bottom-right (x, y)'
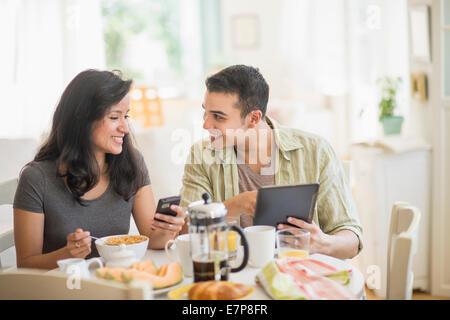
top-left (142, 247), bottom-right (366, 300)
top-left (10, 240), bottom-right (366, 300)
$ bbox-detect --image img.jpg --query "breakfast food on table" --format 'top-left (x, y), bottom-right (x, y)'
top-left (130, 260), bottom-right (157, 274)
top-left (96, 260), bottom-right (183, 289)
top-left (282, 258), bottom-right (352, 286)
top-left (95, 235), bottom-right (149, 262)
top-left (96, 267), bottom-right (127, 282)
top-left (104, 235), bottom-right (148, 246)
top-left (122, 262), bottom-right (183, 289)
top-left (256, 257), bottom-right (355, 300)
top-left (188, 281), bottom-right (252, 300)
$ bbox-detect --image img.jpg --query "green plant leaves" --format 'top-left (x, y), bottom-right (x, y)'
top-left (377, 76), bottom-right (402, 122)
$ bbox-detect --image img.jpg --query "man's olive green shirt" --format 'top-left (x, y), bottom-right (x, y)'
top-left (180, 116), bottom-right (363, 252)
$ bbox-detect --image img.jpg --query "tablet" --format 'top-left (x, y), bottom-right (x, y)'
top-left (253, 183), bottom-right (320, 227)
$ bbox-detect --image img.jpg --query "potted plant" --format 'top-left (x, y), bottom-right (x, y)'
top-left (377, 76), bottom-right (404, 135)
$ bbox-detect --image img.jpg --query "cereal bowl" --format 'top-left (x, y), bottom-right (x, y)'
top-left (95, 235), bottom-right (149, 262)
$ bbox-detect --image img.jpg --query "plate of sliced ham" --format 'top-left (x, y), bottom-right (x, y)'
top-left (255, 253), bottom-right (364, 300)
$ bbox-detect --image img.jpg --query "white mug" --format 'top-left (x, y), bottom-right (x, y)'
top-left (244, 225), bottom-right (275, 268)
top-left (57, 257), bottom-right (103, 278)
top-left (165, 234), bottom-right (192, 277)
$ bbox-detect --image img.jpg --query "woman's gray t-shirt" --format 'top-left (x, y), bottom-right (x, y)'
top-left (13, 156), bottom-right (151, 258)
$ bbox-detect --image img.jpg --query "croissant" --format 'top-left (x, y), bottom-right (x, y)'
top-left (188, 281), bottom-right (251, 300)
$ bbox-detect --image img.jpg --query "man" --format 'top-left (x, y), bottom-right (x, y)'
top-left (180, 65), bottom-right (362, 259)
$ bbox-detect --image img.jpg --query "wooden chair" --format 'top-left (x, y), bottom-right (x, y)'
top-left (0, 269), bottom-right (153, 300)
top-left (0, 178), bottom-right (18, 269)
top-left (386, 202), bottom-right (421, 300)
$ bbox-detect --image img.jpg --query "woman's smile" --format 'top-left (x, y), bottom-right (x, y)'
top-left (112, 136), bottom-right (124, 145)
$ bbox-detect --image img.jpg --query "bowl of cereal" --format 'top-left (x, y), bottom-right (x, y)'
top-left (95, 235), bottom-right (149, 262)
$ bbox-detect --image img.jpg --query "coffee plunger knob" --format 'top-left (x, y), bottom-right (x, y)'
top-left (202, 193), bottom-right (211, 204)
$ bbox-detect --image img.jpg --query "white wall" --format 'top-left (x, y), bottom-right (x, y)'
top-left (220, 0), bottom-right (283, 97)
top-left (409, 0), bottom-right (450, 298)
top-left (220, 0), bottom-right (348, 103)
top-left (219, 0), bottom-right (342, 154)
top-left (406, 0), bottom-right (434, 142)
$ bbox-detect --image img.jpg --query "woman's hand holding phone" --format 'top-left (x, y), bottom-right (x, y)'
top-left (151, 196), bottom-right (186, 236)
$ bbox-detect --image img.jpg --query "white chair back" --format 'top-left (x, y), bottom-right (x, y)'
top-left (0, 178), bottom-right (18, 269)
top-left (386, 202), bottom-right (421, 300)
top-left (0, 138), bottom-right (36, 268)
top-left (0, 204), bottom-right (15, 269)
top-left (0, 178), bottom-right (18, 205)
top-left (133, 126), bottom-right (185, 201)
top-left (0, 138), bottom-right (37, 182)
top-left (0, 269), bottom-right (153, 300)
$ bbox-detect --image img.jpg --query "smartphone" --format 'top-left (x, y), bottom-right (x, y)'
top-left (155, 195), bottom-right (181, 222)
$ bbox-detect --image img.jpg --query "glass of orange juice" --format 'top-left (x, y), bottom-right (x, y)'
top-left (225, 216), bottom-right (240, 261)
top-left (208, 231), bottom-right (240, 258)
top-left (276, 228), bottom-right (310, 259)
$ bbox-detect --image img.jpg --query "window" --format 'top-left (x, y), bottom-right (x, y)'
top-left (101, 0), bottom-right (205, 98)
top-left (347, 0), bottom-right (409, 142)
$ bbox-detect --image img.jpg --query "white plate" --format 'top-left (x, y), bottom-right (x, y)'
top-left (309, 253), bottom-right (365, 298)
top-left (308, 253), bottom-right (352, 272)
top-left (153, 277), bottom-right (191, 295)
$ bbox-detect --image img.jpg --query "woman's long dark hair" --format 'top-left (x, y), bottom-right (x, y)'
top-left (34, 69), bottom-right (145, 205)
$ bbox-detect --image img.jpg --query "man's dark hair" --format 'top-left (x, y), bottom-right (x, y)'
top-left (205, 65), bottom-right (269, 119)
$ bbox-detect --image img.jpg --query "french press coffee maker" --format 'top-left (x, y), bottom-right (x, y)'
top-left (188, 193), bottom-right (249, 282)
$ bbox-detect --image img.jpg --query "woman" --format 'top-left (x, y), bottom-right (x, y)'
top-left (13, 69), bottom-right (186, 269)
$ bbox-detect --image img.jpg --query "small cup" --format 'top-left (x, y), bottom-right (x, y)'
top-left (165, 234), bottom-right (193, 277)
top-left (276, 228), bottom-right (310, 259)
top-left (244, 225), bottom-right (275, 268)
top-left (57, 257), bottom-right (103, 278)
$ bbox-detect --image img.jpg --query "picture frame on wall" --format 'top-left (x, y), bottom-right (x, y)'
top-left (410, 72), bottom-right (428, 102)
top-left (231, 15), bottom-right (260, 49)
top-left (409, 5), bottom-right (431, 63)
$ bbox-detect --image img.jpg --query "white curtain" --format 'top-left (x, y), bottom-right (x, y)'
top-left (277, 0), bottom-right (409, 144)
top-left (0, 0), bottom-right (105, 139)
top-left (346, 0), bottom-right (409, 142)
top-left (276, 0), bottom-right (348, 156)
top-left (278, 0), bottom-right (347, 97)
top-left (179, 0), bottom-right (203, 99)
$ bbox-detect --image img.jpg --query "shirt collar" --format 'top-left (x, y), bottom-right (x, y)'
top-left (265, 115), bottom-right (304, 152)
top-left (205, 115), bottom-right (304, 162)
